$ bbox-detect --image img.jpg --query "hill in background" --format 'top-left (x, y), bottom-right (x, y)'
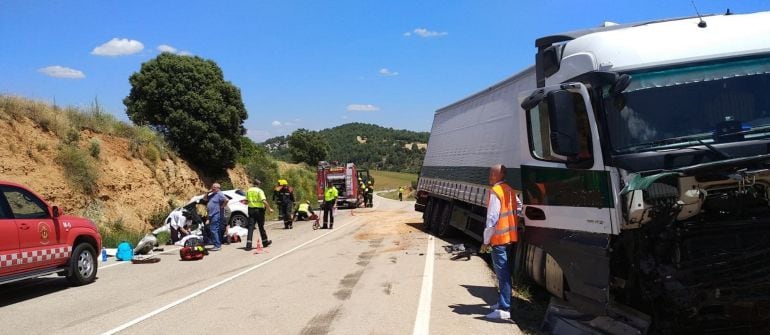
top-left (264, 122), bottom-right (429, 173)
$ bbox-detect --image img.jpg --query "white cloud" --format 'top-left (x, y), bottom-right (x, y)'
top-left (157, 44), bottom-right (193, 56)
top-left (347, 104), bottom-right (380, 112)
top-left (271, 120), bottom-right (282, 127)
top-left (404, 28), bottom-right (447, 38)
top-left (38, 65), bottom-right (85, 79)
top-left (92, 38), bottom-right (144, 56)
top-left (379, 68), bottom-right (399, 76)
top-left (157, 44), bottom-right (177, 53)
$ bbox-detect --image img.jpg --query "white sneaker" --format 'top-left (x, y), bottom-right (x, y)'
top-left (485, 309), bottom-right (510, 320)
top-left (489, 303), bottom-right (499, 310)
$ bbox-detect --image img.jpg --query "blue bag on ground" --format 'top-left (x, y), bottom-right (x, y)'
top-left (116, 241), bottom-right (134, 261)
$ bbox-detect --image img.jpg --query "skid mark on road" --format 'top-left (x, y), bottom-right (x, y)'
top-left (382, 282), bottom-right (394, 295)
top-left (332, 238), bottom-right (384, 301)
top-left (334, 270), bottom-right (365, 300)
top-left (299, 306), bottom-right (342, 335)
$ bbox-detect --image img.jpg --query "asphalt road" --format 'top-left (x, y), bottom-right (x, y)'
top-left (0, 194), bottom-right (525, 335)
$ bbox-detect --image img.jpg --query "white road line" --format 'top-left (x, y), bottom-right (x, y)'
top-left (412, 235), bottom-right (435, 335)
top-left (101, 218), bottom-right (360, 335)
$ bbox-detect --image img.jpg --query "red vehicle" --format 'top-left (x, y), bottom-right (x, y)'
top-left (0, 181), bottom-right (102, 286)
top-left (316, 161), bottom-right (367, 208)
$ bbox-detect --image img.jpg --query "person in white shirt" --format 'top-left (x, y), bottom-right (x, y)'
top-left (168, 209), bottom-right (193, 244)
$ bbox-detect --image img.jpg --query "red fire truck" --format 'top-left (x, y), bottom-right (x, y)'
top-left (316, 161), bottom-right (368, 208)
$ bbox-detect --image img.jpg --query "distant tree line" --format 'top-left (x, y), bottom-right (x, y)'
top-left (263, 123), bottom-right (429, 173)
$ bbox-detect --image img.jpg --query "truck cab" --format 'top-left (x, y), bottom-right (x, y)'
top-left (0, 181), bottom-right (101, 286)
top-left (522, 11), bottom-right (770, 333)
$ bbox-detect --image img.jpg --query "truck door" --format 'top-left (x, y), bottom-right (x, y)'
top-left (517, 83), bottom-right (615, 307)
top-left (0, 185), bottom-right (65, 272)
top-left (0, 193), bottom-right (20, 276)
top-left (518, 83), bottom-right (614, 235)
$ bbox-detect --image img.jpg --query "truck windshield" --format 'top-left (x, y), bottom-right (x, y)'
top-left (604, 56), bottom-right (770, 153)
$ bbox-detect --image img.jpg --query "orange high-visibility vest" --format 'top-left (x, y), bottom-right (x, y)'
top-left (490, 182), bottom-right (519, 246)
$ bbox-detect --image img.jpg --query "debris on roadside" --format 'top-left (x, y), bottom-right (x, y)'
top-left (443, 243), bottom-right (478, 261)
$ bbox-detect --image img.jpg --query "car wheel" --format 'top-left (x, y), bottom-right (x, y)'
top-left (229, 212), bottom-right (249, 228)
top-left (67, 243), bottom-right (97, 286)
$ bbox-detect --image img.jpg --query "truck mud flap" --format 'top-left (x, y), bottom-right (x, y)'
top-left (542, 297), bottom-right (650, 335)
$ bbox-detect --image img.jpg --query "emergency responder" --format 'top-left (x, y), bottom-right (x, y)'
top-left (398, 186), bottom-right (404, 201)
top-left (277, 181), bottom-right (295, 229)
top-left (322, 184), bottom-right (338, 229)
top-left (480, 164), bottom-right (520, 320)
top-left (246, 179), bottom-right (274, 250)
top-left (365, 181), bottom-right (374, 208)
top-left (273, 181), bottom-right (285, 220)
top-left (168, 209), bottom-right (193, 244)
top-left (293, 200), bottom-right (315, 221)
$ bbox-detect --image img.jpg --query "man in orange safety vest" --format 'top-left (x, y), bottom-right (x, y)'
top-left (481, 164), bottom-right (521, 320)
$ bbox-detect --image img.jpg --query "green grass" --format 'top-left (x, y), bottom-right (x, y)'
top-left (98, 218), bottom-right (146, 248)
top-left (369, 170), bottom-right (417, 200)
top-left (369, 170), bottom-right (417, 191)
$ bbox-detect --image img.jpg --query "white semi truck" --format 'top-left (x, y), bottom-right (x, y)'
top-left (415, 10), bottom-right (770, 334)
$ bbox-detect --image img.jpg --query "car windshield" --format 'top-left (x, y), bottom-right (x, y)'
top-left (604, 55), bottom-right (770, 153)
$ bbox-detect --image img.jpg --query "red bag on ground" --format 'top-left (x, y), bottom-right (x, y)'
top-left (180, 246), bottom-right (205, 261)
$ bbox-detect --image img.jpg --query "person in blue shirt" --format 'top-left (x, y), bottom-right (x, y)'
top-left (206, 183), bottom-right (229, 251)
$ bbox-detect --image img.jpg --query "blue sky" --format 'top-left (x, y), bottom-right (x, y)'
top-left (2, 1), bottom-right (768, 142)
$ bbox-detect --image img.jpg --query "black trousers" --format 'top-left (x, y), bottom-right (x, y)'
top-left (323, 200), bottom-right (335, 224)
top-left (247, 207), bottom-right (268, 247)
top-left (280, 202), bottom-right (293, 223)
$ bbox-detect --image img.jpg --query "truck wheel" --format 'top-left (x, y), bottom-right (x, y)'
top-left (423, 199), bottom-right (435, 229)
top-left (428, 201), bottom-right (441, 234)
top-left (67, 243), bottom-right (97, 286)
top-left (229, 213), bottom-right (249, 228)
top-left (433, 202), bottom-right (453, 237)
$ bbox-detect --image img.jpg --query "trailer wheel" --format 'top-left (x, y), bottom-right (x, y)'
top-left (429, 200), bottom-right (444, 233)
top-left (423, 199), bottom-right (434, 230)
top-left (433, 201), bottom-right (453, 237)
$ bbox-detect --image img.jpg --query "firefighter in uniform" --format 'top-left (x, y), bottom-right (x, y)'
top-left (365, 181), bottom-right (374, 208)
top-left (277, 182), bottom-right (295, 229)
top-left (322, 184), bottom-right (338, 229)
top-left (480, 164), bottom-right (520, 320)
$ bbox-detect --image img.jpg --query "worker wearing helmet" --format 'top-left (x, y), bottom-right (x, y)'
top-left (365, 181), bottom-right (375, 208)
top-left (276, 181), bottom-right (295, 229)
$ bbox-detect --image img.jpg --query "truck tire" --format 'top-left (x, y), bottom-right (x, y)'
top-left (67, 243), bottom-right (97, 286)
top-left (433, 202), bottom-right (454, 237)
top-left (229, 212), bottom-right (249, 228)
top-left (429, 201), bottom-right (444, 233)
top-left (423, 199), bottom-right (435, 230)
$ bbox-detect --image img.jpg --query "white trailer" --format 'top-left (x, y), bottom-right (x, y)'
top-left (416, 10), bottom-right (770, 334)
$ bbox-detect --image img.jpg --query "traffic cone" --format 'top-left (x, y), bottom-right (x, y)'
top-left (253, 238), bottom-right (265, 254)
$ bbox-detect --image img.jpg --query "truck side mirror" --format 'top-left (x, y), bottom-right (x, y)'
top-left (610, 74), bottom-right (631, 96)
top-left (546, 90), bottom-right (579, 157)
top-left (52, 206), bottom-right (61, 218)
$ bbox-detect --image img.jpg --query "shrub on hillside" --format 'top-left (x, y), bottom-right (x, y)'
top-left (57, 145), bottom-right (99, 194)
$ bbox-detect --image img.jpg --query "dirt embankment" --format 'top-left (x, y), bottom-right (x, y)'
top-left (0, 116), bottom-right (248, 230)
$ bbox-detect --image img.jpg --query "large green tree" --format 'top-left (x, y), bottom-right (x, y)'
top-left (124, 53), bottom-right (247, 172)
top-left (288, 128), bottom-right (329, 165)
